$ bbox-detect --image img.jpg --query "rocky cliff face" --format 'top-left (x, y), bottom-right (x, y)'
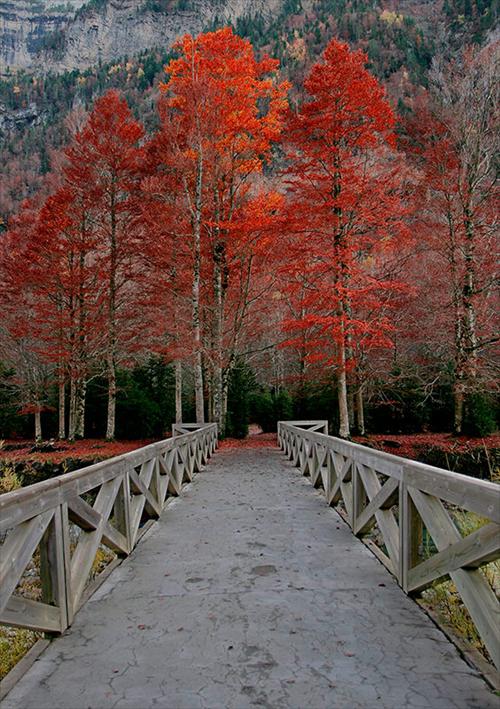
top-left (0, 1), bottom-right (86, 73)
top-left (0, 0), bottom-right (282, 75)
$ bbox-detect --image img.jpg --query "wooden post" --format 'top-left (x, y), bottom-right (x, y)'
top-left (113, 472), bottom-right (132, 555)
top-left (399, 478), bottom-right (422, 590)
top-left (352, 463), bottom-right (366, 533)
top-left (39, 506), bottom-right (69, 632)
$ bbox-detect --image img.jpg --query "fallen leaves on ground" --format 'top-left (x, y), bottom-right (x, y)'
top-left (353, 433), bottom-right (499, 460)
top-left (219, 433), bottom-right (277, 450)
top-left (0, 438), bottom-right (154, 464)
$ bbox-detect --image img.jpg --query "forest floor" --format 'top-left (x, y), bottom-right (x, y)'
top-left (0, 438), bottom-right (153, 464)
top-left (1, 431), bottom-right (498, 483)
top-left (352, 431), bottom-right (500, 458)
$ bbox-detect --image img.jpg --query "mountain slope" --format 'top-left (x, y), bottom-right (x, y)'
top-left (0, 0), bottom-right (283, 74)
top-left (0, 0), bottom-right (497, 227)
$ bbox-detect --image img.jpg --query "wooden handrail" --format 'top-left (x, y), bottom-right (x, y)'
top-left (278, 421), bottom-right (500, 670)
top-left (0, 423), bottom-right (218, 634)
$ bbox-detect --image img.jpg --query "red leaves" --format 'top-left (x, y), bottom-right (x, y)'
top-left (280, 38), bottom-right (409, 379)
top-left (18, 404), bottom-right (55, 415)
top-left (219, 433), bottom-right (277, 450)
top-left (0, 439), bottom-right (153, 464)
top-left (147, 27), bottom-right (290, 421)
top-left (356, 433), bottom-right (500, 461)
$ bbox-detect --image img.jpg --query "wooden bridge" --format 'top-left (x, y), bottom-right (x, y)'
top-left (0, 422), bottom-right (499, 708)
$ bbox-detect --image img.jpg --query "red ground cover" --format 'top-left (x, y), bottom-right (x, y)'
top-left (2, 432), bottom-right (497, 465)
top-left (219, 433), bottom-right (277, 449)
top-left (0, 439), bottom-right (154, 464)
top-left (353, 433), bottom-right (500, 459)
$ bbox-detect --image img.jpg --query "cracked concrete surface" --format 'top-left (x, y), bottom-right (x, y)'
top-left (2, 447), bottom-right (497, 709)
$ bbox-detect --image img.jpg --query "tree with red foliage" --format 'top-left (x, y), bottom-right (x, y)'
top-left (409, 42), bottom-right (499, 433)
top-left (137, 167), bottom-right (194, 424)
top-left (0, 202), bottom-right (53, 440)
top-left (65, 90), bottom-right (145, 439)
top-left (33, 186), bottom-right (105, 439)
top-left (153, 27), bottom-right (289, 430)
top-left (282, 39), bottom-right (409, 438)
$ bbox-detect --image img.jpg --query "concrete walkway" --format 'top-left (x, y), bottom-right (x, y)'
top-left (3, 447), bottom-right (496, 709)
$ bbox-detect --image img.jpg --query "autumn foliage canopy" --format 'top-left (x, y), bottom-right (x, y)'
top-left (0, 29), bottom-right (497, 441)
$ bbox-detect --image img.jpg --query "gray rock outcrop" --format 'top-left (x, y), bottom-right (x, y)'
top-left (0, 0), bottom-right (282, 75)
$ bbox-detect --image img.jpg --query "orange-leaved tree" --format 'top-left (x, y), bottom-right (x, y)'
top-left (65, 90), bottom-right (145, 439)
top-left (282, 39), bottom-right (409, 438)
top-left (154, 27), bottom-right (289, 429)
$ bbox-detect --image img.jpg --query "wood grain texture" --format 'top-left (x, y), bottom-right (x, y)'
top-left (0, 424), bottom-right (218, 636)
top-left (280, 421), bottom-right (500, 670)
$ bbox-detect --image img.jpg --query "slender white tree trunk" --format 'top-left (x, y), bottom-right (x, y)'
top-left (76, 380), bottom-right (86, 439)
top-left (58, 374), bottom-right (65, 439)
top-left (106, 188), bottom-right (118, 440)
top-left (355, 385), bottom-right (365, 436)
top-left (106, 354), bottom-right (116, 440)
top-left (337, 325), bottom-right (350, 439)
top-left (337, 369), bottom-right (350, 439)
top-left (34, 409), bottom-right (42, 442)
top-left (454, 205), bottom-right (479, 433)
top-left (69, 374), bottom-right (86, 440)
top-left (192, 153), bottom-right (205, 423)
top-left (175, 360), bottom-right (183, 423)
top-left (69, 376), bottom-right (77, 440)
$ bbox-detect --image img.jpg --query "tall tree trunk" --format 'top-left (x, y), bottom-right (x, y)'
top-left (448, 211), bottom-right (464, 434)
top-left (106, 354), bottom-right (116, 440)
top-left (58, 372), bottom-right (65, 439)
top-left (337, 371), bottom-right (350, 438)
top-left (207, 374), bottom-right (214, 423)
top-left (337, 313), bottom-right (350, 438)
top-left (347, 388), bottom-right (355, 431)
top-left (34, 409), bottom-right (42, 442)
top-left (332, 167), bottom-right (350, 439)
top-left (337, 361), bottom-right (350, 439)
top-left (57, 296), bottom-right (66, 439)
top-left (222, 384), bottom-right (228, 434)
top-left (106, 185), bottom-right (117, 440)
top-left (69, 374), bottom-right (86, 440)
top-left (192, 152), bottom-right (205, 423)
top-left (454, 205), bottom-right (478, 433)
top-left (355, 384), bottom-right (365, 436)
top-left (69, 243), bottom-right (88, 441)
top-left (213, 365), bottom-right (223, 429)
top-left (462, 208), bottom-right (478, 375)
top-left (193, 336), bottom-right (204, 424)
top-left (68, 375), bottom-right (77, 440)
top-left (218, 365), bottom-right (232, 437)
top-left (454, 382), bottom-right (465, 434)
top-left (213, 240), bottom-right (224, 431)
top-left (344, 290), bottom-right (354, 430)
top-left (76, 379), bottom-right (86, 439)
top-left (175, 360), bottom-right (183, 423)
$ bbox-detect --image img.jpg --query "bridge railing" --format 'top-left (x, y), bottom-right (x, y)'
top-left (278, 421), bottom-right (500, 669)
top-left (0, 423), bottom-right (217, 635)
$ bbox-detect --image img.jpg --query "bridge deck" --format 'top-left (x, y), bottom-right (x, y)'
top-left (3, 447), bottom-right (495, 709)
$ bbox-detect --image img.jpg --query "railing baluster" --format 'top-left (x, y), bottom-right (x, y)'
top-left (39, 505), bottom-right (68, 632)
top-left (399, 478), bottom-right (422, 590)
top-left (114, 472), bottom-right (132, 555)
